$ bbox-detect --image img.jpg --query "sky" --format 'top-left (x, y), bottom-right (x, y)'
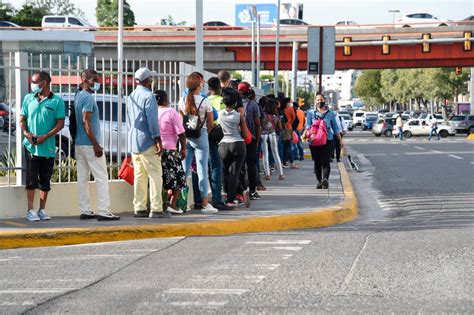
top-left (5, 0), bottom-right (474, 26)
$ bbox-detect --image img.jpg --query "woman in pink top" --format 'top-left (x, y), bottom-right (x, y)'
top-left (155, 90), bottom-right (187, 213)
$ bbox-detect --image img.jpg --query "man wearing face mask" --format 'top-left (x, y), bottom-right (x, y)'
top-left (305, 93), bottom-right (343, 189)
top-left (20, 71), bottom-right (65, 221)
top-left (74, 69), bottom-right (120, 221)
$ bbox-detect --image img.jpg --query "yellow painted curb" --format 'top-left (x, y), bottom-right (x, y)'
top-left (468, 134), bottom-right (474, 140)
top-left (0, 164), bottom-right (358, 250)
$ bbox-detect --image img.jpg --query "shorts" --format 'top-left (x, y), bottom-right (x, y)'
top-left (161, 149), bottom-right (186, 191)
top-left (25, 149), bottom-right (55, 191)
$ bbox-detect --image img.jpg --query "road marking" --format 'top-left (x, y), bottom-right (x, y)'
top-left (448, 155), bottom-right (464, 160)
top-left (0, 289), bottom-right (75, 294)
top-left (431, 150), bottom-right (442, 153)
top-left (245, 240), bottom-right (311, 245)
top-left (165, 288), bottom-right (249, 295)
top-left (272, 246), bottom-right (303, 251)
top-left (211, 264), bottom-right (280, 270)
top-left (1, 221), bottom-right (28, 227)
top-left (169, 301), bottom-right (228, 307)
top-left (364, 153), bottom-right (387, 157)
top-left (282, 254), bottom-right (293, 260)
top-left (414, 146), bottom-right (425, 150)
top-left (391, 153), bottom-right (400, 156)
top-left (471, 162), bottom-right (474, 165)
top-left (405, 151), bottom-right (474, 155)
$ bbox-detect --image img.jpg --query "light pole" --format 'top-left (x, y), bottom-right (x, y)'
top-left (256, 13), bottom-right (261, 89)
top-left (248, 5), bottom-right (258, 87)
top-left (196, 0), bottom-right (204, 71)
top-left (388, 9), bottom-right (400, 27)
top-left (275, 0), bottom-right (281, 94)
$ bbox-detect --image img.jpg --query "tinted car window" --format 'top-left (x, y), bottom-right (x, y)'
top-left (44, 17), bottom-right (55, 23)
top-left (55, 17), bottom-right (66, 23)
top-left (69, 18), bottom-right (82, 26)
top-left (409, 121), bottom-right (420, 126)
top-left (450, 116), bottom-right (466, 121)
top-left (469, 116), bottom-right (474, 121)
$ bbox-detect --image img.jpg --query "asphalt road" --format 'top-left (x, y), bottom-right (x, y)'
top-left (0, 132), bottom-right (473, 314)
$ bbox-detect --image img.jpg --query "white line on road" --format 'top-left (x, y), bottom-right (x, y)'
top-left (414, 146), bottom-right (425, 150)
top-left (272, 246), bottom-right (303, 251)
top-left (405, 151), bottom-right (474, 155)
top-left (448, 155), bottom-right (464, 160)
top-left (431, 150), bottom-right (442, 153)
top-left (165, 288), bottom-right (249, 295)
top-left (471, 162), bottom-right (474, 165)
top-left (245, 240), bottom-right (311, 245)
top-left (0, 289), bottom-right (75, 294)
top-left (211, 264), bottom-right (280, 270)
top-left (169, 301), bottom-right (228, 307)
top-left (282, 254), bottom-right (294, 260)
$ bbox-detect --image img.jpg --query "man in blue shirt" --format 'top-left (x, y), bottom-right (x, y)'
top-left (128, 68), bottom-right (169, 218)
top-left (75, 69), bottom-right (120, 221)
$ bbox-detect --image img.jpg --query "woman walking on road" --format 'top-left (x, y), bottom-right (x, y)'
top-left (261, 98), bottom-right (284, 180)
top-left (305, 93), bottom-right (343, 189)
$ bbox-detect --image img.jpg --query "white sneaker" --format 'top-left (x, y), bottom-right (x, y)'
top-left (37, 209), bottom-right (51, 220)
top-left (26, 209), bottom-right (40, 222)
top-left (166, 206), bottom-right (183, 214)
top-left (201, 203), bottom-right (218, 214)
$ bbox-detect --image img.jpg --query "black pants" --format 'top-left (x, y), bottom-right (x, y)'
top-left (219, 141), bottom-right (246, 203)
top-left (310, 140), bottom-right (334, 182)
top-left (25, 149), bottom-right (55, 191)
top-left (284, 140), bottom-right (293, 164)
top-left (245, 140), bottom-right (258, 193)
top-left (334, 135), bottom-right (342, 161)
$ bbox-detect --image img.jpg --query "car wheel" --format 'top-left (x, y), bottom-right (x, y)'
top-left (385, 130), bottom-right (393, 137)
top-left (438, 23), bottom-right (448, 27)
top-left (468, 127), bottom-right (474, 135)
top-left (403, 130), bottom-right (412, 138)
top-left (402, 25), bottom-right (410, 28)
top-left (374, 134), bottom-right (381, 137)
top-left (348, 128), bottom-right (353, 131)
top-left (362, 127), bottom-right (366, 131)
top-left (439, 130), bottom-right (449, 138)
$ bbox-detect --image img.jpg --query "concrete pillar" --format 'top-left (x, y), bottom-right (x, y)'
top-left (291, 41), bottom-right (299, 101)
top-left (15, 52), bottom-right (28, 186)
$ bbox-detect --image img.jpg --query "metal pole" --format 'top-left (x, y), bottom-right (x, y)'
top-left (318, 27), bottom-right (323, 93)
top-left (274, 0), bottom-right (280, 94)
top-left (291, 41), bottom-right (299, 101)
top-left (256, 14), bottom-right (261, 88)
top-left (117, 0), bottom-right (124, 164)
top-left (251, 20), bottom-right (255, 86)
top-left (195, 0), bottom-right (204, 71)
top-left (15, 52), bottom-right (28, 186)
top-left (471, 68), bottom-right (474, 115)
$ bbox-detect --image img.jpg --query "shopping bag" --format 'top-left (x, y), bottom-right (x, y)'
top-left (118, 156), bottom-right (134, 185)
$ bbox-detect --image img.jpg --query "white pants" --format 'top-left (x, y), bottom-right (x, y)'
top-left (261, 133), bottom-right (283, 177)
top-left (76, 145), bottom-right (110, 214)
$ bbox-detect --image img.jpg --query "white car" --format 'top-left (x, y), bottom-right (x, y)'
top-left (352, 111), bottom-right (365, 126)
top-left (393, 118), bottom-right (456, 138)
top-left (339, 114), bottom-right (353, 131)
top-left (42, 15), bottom-right (96, 31)
top-left (395, 13), bottom-right (453, 28)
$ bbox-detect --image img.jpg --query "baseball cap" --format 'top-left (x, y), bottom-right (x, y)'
top-left (134, 67), bottom-right (158, 82)
top-left (238, 82), bottom-right (251, 94)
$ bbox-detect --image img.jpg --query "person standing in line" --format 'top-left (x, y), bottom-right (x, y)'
top-left (75, 70), bottom-right (120, 221)
top-left (283, 98), bottom-right (298, 169)
top-left (293, 102), bottom-right (306, 161)
top-left (305, 93), bottom-right (343, 189)
top-left (261, 98), bottom-right (284, 180)
top-left (333, 106), bottom-right (347, 163)
top-left (219, 88), bottom-right (249, 208)
top-left (179, 73), bottom-right (218, 214)
top-left (20, 71), bottom-right (65, 221)
top-left (428, 116), bottom-right (440, 140)
top-left (128, 68), bottom-right (170, 218)
top-left (156, 90), bottom-right (186, 214)
top-left (396, 114), bottom-right (404, 140)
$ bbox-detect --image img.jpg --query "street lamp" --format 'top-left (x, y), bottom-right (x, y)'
top-left (388, 9), bottom-right (400, 27)
top-left (248, 5), bottom-right (258, 87)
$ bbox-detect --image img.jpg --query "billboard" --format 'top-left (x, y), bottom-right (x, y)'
top-left (235, 4), bottom-right (277, 26)
top-left (280, 3), bottom-right (304, 20)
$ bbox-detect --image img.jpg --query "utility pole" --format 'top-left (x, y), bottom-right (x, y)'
top-left (274, 0), bottom-right (281, 94)
top-left (117, 0), bottom-right (124, 164)
top-left (195, 0), bottom-right (204, 71)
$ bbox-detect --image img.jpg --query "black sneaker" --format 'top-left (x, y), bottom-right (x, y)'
top-left (213, 203), bottom-right (234, 211)
top-left (316, 181), bottom-right (323, 189)
top-left (97, 212), bottom-right (120, 221)
top-left (80, 212), bottom-right (97, 220)
top-left (249, 191), bottom-right (260, 200)
top-left (134, 210), bottom-right (150, 218)
top-left (321, 179), bottom-right (329, 189)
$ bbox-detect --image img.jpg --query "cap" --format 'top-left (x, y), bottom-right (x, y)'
top-left (238, 82), bottom-right (251, 94)
top-left (134, 67), bottom-right (158, 82)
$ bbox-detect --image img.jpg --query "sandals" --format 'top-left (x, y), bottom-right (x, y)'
top-left (279, 175), bottom-right (285, 180)
top-left (264, 175), bottom-right (271, 180)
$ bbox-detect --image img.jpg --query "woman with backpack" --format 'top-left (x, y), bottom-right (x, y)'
top-left (305, 93), bottom-right (343, 189)
top-left (261, 98), bottom-right (284, 180)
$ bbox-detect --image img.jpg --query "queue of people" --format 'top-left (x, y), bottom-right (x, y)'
top-left (20, 68), bottom-right (343, 222)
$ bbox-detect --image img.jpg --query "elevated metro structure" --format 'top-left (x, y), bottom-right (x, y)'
top-left (93, 25), bottom-right (474, 72)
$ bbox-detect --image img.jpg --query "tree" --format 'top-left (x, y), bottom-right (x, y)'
top-left (160, 14), bottom-right (186, 26)
top-left (354, 70), bottom-right (386, 108)
top-left (11, 4), bottom-right (49, 27)
top-left (229, 71), bottom-right (242, 81)
top-left (0, 2), bottom-right (15, 21)
top-left (96, 0), bottom-right (135, 27)
top-left (29, 0), bottom-right (84, 16)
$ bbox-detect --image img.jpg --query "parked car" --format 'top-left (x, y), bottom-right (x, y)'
top-left (395, 13), bottom-right (453, 27)
top-left (335, 20), bottom-right (358, 28)
top-left (0, 116), bottom-right (4, 128)
top-left (279, 18), bottom-right (309, 26)
top-left (339, 114), bottom-right (353, 131)
top-left (0, 21), bottom-right (23, 29)
top-left (58, 93), bottom-right (127, 159)
top-left (383, 112), bottom-right (397, 119)
top-left (352, 111), bottom-right (365, 126)
top-left (362, 115), bottom-right (378, 130)
top-left (377, 109), bottom-right (389, 118)
top-left (393, 119), bottom-right (456, 138)
top-left (372, 118), bottom-right (395, 137)
top-left (457, 15), bottom-right (474, 25)
top-left (42, 15), bottom-right (96, 31)
top-left (0, 103), bottom-right (15, 133)
top-left (448, 115), bottom-right (474, 134)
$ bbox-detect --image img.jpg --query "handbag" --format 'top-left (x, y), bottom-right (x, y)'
top-left (242, 123), bottom-right (252, 145)
top-left (292, 131), bottom-right (299, 144)
top-left (208, 124), bottom-right (224, 144)
top-left (183, 98), bottom-right (206, 138)
top-left (282, 128), bottom-right (292, 141)
top-left (118, 156), bottom-right (134, 185)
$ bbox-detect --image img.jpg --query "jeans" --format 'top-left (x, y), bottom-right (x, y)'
top-left (183, 129), bottom-right (209, 199)
top-left (219, 141), bottom-right (246, 203)
top-left (76, 146), bottom-right (110, 214)
top-left (261, 133), bottom-right (283, 176)
top-left (291, 130), bottom-right (304, 160)
top-left (278, 134), bottom-right (284, 164)
top-left (310, 140), bottom-right (334, 182)
top-left (398, 127), bottom-right (403, 140)
top-left (428, 127), bottom-right (440, 140)
top-left (284, 140), bottom-right (293, 164)
top-left (132, 145), bottom-right (163, 212)
top-left (209, 140), bottom-right (223, 204)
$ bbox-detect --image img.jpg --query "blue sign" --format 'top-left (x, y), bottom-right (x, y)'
top-left (235, 4), bottom-right (277, 26)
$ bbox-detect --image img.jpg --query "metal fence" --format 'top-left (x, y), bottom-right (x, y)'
top-left (0, 52), bottom-right (215, 187)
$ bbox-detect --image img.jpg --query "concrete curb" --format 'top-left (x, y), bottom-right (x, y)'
top-left (0, 163), bottom-right (358, 250)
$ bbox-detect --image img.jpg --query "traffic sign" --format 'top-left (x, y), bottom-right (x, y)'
top-left (235, 4), bottom-right (277, 26)
top-left (307, 26), bottom-right (336, 75)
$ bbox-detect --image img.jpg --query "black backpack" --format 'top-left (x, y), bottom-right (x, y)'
top-left (292, 108), bottom-right (300, 131)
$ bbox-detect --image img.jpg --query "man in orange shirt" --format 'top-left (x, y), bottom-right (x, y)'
top-left (282, 98), bottom-right (298, 169)
top-left (293, 102), bottom-right (306, 161)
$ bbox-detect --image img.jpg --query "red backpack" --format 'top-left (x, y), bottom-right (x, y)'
top-left (305, 111), bottom-right (329, 146)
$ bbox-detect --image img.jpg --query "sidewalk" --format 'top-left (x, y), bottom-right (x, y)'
top-left (0, 159), bottom-right (358, 249)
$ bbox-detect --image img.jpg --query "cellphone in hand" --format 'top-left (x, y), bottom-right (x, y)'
top-left (32, 136), bottom-right (38, 145)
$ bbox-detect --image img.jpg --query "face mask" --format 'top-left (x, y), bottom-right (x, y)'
top-left (31, 83), bottom-right (42, 94)
top-left (91, 82), bottom-right (101, 92)
top-left (318, 101), bottom-right (326, 109)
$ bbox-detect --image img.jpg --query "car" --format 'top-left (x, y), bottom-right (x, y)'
top-left (0, 21), bottom-right (23, 29)
top-left (377, 109), bottom-right (389, 118)
top-left (393, 119), bottom-right (456, 138)
top-left (0, 116), bottom-right (4, 128)
top-left (278, 19), bottom-right (309, 26)
top-left (42, 15), bottom-right (96, 31)
top-left (372, 118), bottom-right (395, 137)
top-left (335, 20), bottom-right (358, 28)
top-left (57, 93), bottom-right (127, 159)
top-left (448, 115), bottom-right (474, 134)
top-left (457, 15), bottom-right (474, 25)
top-left (362, 115), bottom-right (378, 130)
top-left (339, 114), bottom-right (353, 131)
top-left (395, 13), bottom-right (453, 28)
top-left (383, 112), bottom-right (398, 119)
top-left (0, 103), bottom-right (15, 133)
top-left (352, 111), bottom-right (365, 126)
